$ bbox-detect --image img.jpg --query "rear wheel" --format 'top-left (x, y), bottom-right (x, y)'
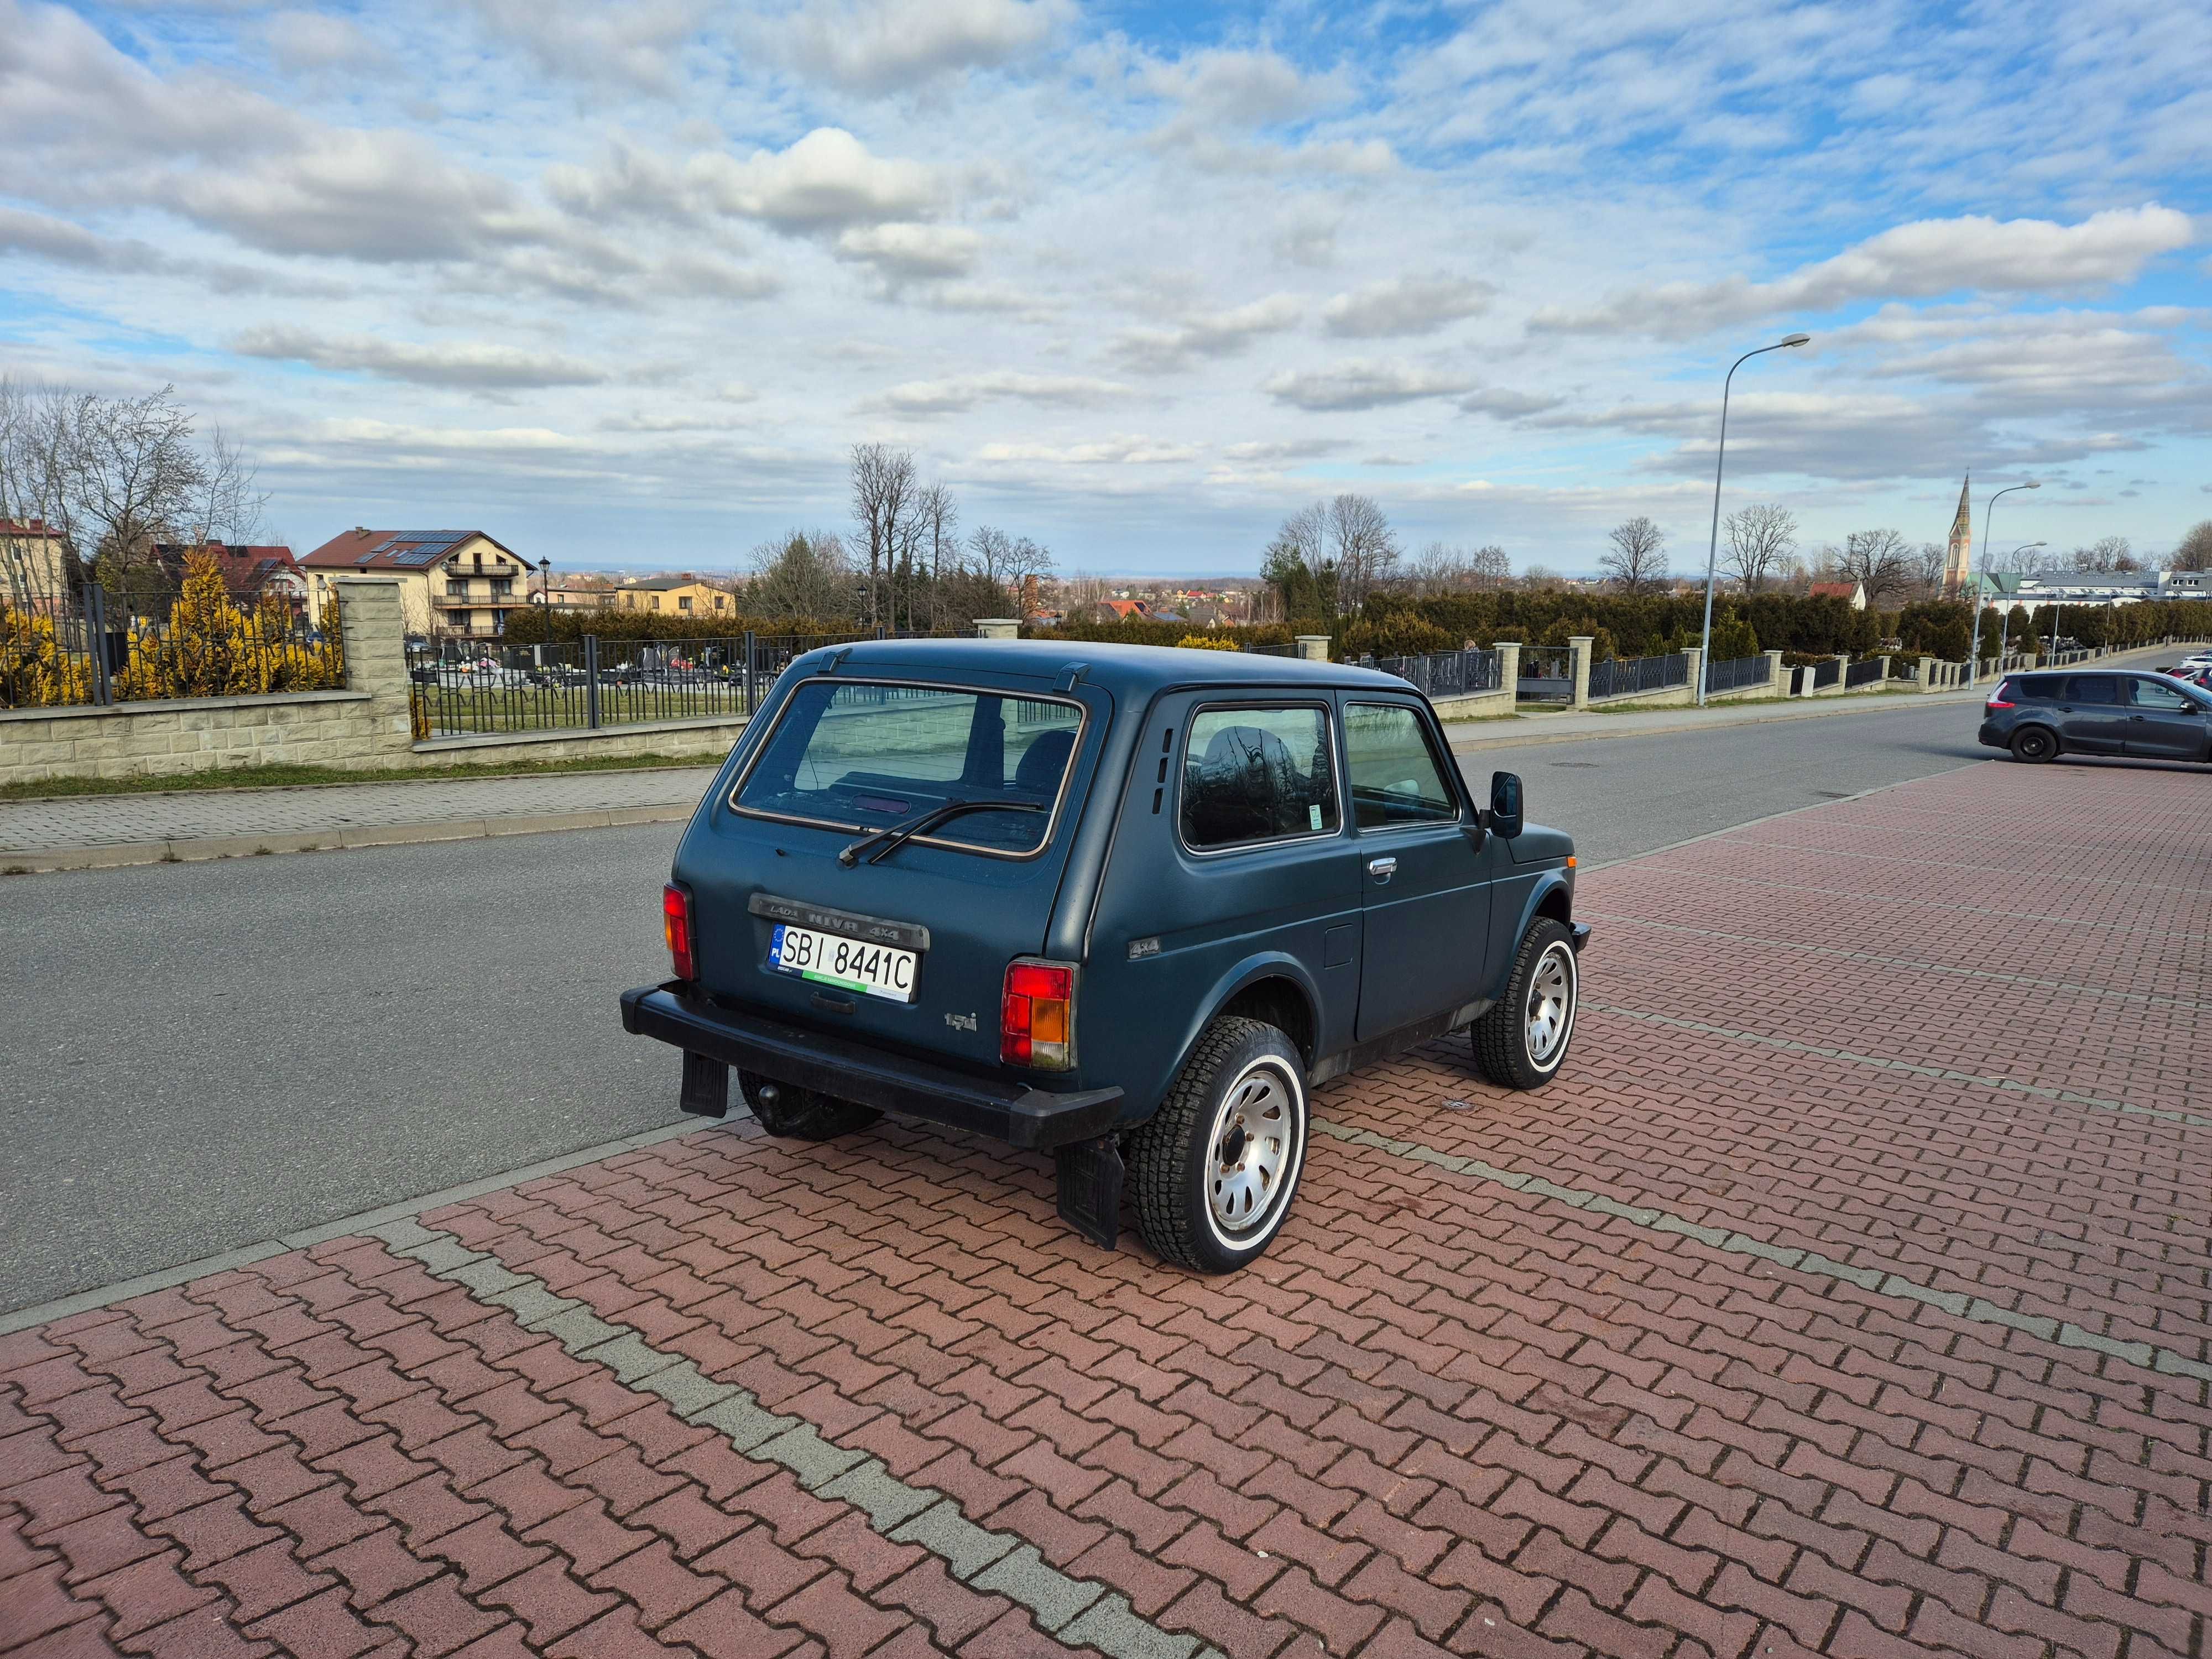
top-left (1130, 1018), bottom-right (1307, 1274)
top-left (1473, 919), bottom-right (1579, 1090)
top-left (738, 1071), bottom-right (879, 1141)
top-left (2010, 726), bottom-right (2059, 764)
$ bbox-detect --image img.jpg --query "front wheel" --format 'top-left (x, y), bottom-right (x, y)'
top-left (1473, 918), bottom-right (1579, 1090)
top-left (738, 1071), bottom-right (880, 1141)
top-left (2010, 726), bottom-right (2059, 764)
top-left (1130, 1018), bottom-right (1308, 1274)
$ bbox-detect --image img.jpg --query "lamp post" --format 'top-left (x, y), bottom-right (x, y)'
top-left (1996, 542), bottom-right (2045, 669)
top-left (1966, 481), bottom-right (2038, 687)
top-left (1699, 332), bottom-right (1811, 705)
top-left (537, 556), bottom-right (551, 607)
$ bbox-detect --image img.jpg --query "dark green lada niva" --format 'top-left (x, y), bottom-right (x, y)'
top-left (624, 639), bottom-right (1586, 1274)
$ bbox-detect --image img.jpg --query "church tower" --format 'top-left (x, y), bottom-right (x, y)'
top-left (1942, 476), bottom-right (1973, 599)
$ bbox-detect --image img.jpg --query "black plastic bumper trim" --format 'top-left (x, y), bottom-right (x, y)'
top-left (1570, 922), bottom-right (1592, 952)
top-left (621, 983), bottom-right (1124, 1151)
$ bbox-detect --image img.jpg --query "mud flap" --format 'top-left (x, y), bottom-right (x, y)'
top-left (1054, 1135), bottom-right (1123, 1249)
top-left (680, 1051), bottom-right (729, 1118)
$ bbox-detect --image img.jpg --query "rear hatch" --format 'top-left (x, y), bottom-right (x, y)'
top-left (679, 664), bottom-right (1113, 1075)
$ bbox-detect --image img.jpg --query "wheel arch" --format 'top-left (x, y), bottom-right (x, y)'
top-left (1147, 952), bottom-right (1322, 1122)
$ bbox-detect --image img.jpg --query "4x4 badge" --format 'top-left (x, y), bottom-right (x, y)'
top-left (1128, 937), bottom-right (1161, 959)
top-left (944, 1011), bottom-right (978, 1032)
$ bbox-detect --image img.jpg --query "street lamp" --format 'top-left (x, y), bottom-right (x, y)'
top-left (536, 556), bottom-right (552, 607)
top-left (1699, 332), bottom-right (1811, 705)
top-left (1966, 482), bottom-right (2038, 687)
top-left (1996, 542), bottom-right (2045, 669)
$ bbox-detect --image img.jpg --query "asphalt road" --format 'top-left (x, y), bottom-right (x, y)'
top-left (1, 697), bottom-right (1997, 1313)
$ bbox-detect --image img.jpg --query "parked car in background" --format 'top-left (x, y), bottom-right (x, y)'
top-left (1981, 669), bottom-right (2212, 764)
top-left (623, 640), bottom-right (1588, 1273)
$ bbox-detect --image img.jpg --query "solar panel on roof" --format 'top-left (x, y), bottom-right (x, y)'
top-left (389, 548), bottom-right (445, 566)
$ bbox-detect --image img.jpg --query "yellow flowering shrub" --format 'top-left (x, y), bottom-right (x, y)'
top-left (0, 598), bottom-right (94, 706)
top-left (112, 551), bottom-right (345, 701)
top-left (1176, 633), bottom-right (1240, 651)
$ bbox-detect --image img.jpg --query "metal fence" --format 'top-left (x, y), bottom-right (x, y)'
top-left (1809, 658), bottom-right (1843, 691)
top-left (1703, 654), bottom-right (1769, 695)
top-left (1844, 658), bottom-right (1886, 689)
top-left (2, 581), bottom-right (338, 710)
top-left (1366, 646), bottom-right (1501, 698)
top-left (1240, 641), bottom-right (1297, 658)
top-left (1587, 651), bottom-right (1689, 701)
top-left (406, 631), bottom-right (872, 737)
top-left (1517, 646), bottom-right (1574, 702)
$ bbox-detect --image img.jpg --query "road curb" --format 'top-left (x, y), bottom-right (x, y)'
top-left (1446, 691), bottom-right (1974, 752)
top-left (2, 802), bottom-right (696, 874)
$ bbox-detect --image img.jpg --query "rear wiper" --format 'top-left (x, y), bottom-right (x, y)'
top-left (837, 799), bottom-right (1043, 867)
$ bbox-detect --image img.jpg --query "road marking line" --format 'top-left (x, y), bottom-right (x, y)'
top-left (1308, 1119), bottom-right (2210, 1385)
top-left (1713, 837), bottom-right (2212, 897)
top-left (1582, 1003), bottom-right (2212, 1133)
top-left (367, 1216), bottom-right (1214, 1659)
top-left (1578, 912), bottom-right (2203, 1013)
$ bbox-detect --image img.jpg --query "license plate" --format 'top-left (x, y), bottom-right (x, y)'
top-left (769, 923), bottom-right (919, 1002)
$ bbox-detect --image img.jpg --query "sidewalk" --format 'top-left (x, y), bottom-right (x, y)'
top-left (1445, 640), bottom-right (2185, 752)
top-left (0, 768), bottom-right (716, 871)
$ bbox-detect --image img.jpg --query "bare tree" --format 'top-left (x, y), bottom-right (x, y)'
top-left (915, 482), bottom-right (957, 629)
top-left (2070, 535), bottom-right (2139, 573)
top-left (1405, 541), bottom-right (1511, 594)
top-left (1907, 540), bottom-right (1947, 597)
top-left (747, 530), bottom-right (855, 623)
top-left (1519, 564), bottom-right (1565, 591)
top-left (1600, 516), bottom-right (1668, 594)
top-left (2174, 521), bottom-right (2212, 573)
top-left (1835, 528), bottom-right (1912, 603)
top-left (848, 442), bottom-right (915, 629)
top-left (1003, 535), bottom-right (1055, 608)
top-left (1326, 493), bottom-right (1399, 610)
top-left (967, 525), bottom-right (1014, 589)
top-left (1721, 503), bottom-right (1794, 594)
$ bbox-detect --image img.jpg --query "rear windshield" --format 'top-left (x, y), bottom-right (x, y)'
top-left (733, 679), bottom-right (1085, 855)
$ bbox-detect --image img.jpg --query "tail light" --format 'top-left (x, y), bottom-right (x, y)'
top-left (662, 884), bottom-right (697, 981)
top-left (1986, 679), bottom-right (2015, 711)
top-left (1001, 959), bottom-right (1076, 1070)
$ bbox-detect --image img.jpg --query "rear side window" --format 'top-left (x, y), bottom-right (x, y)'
top-left (734, 680), bottom-right (1083, 855)
top-left (1181, 705), bottom-right (1339, 851)
top-left (2064, 675), bottom-right (2120, 705)
top-left (1346, 703), bottom-right (1459, 829)
top-left (2015, 675), bottom-right (2061, 700)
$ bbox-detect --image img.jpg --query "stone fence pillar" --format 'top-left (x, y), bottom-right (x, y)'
top-left (973, 618), bottom-right (1020, 640)
top-left (332, 577), bottom-right (416, 761)
top-left (1493, 641), bottom-right (1521, 698)
top-left (1683, 646), bottom-right (1703, 703)
top-left (1568, 637), bottom-right (1594, 710)
top-left (1295, 635), bottom-right (1331, 662)
top-left (1764, 650), bottom-right (1786, 696)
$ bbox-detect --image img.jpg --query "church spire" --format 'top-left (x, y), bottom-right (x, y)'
top-left (1942, 474), bottom-right (1975, 599)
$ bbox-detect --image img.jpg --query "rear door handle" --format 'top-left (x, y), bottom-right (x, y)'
top-left (1368, 857), bottom-right (1397, 883)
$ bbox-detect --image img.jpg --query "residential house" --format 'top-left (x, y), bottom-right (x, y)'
top-left (613, 577), bottom-right (735, 620)
top-left (1808, 580), bottom-right (1867, 611)
top-left (542, 581), bottom-right (615, 609)
top-left (1, 517), bottom-right (68, 601)
top-left (1971, 569), bottom-right (2209, 611)
top-left (301, 528), bottom-right (529, 637)
top-left (153, 541), bottom-right (307, 609)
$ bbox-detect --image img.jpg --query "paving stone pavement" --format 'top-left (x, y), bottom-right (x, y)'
top-left (3, 759), bottom-right (2208, 1658)
top-left (0, 771), bottom-right (719, 853)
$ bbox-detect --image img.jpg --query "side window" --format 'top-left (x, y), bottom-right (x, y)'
top-left (1181, 705), bottom-right (1338, 851)
top-left (2065, 675), bottom-right (2119, 705)
top-left (1346, 703), bottom-right (1459, 830)
top-left (2127, 677), bottom-right (2193, 712)
top-left (2017, 675), bottom-right (2060, 700)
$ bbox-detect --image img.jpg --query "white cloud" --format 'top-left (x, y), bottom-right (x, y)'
top-left (1220, 439), bottom-right (1348, 462)
top-left (231, 327), bottom-right (612, 390)
top-left (464, 0), bottom-right (706, 90)
top-left (1142, 48), bottom-right (1342, 128)
top-left (877, 371), bottom-right (1133, 414)
top-left (1113, 294), bottom-right (1302, 372)
top-left (781, 0), bottom-right (1068, 94)
top-left (1263, 359), bottom-right (1474, 412)
top-left (0, 206), bottom-right (156, 270)
top-left (264, 11), bottom-right (385, 71)
top-left (975, 435), bottom-right (1201, 464)
top-left (686, 128), bottom-right (944, 231)
top-left (1323, 275), bottom-right (1494, 338)
top-left (1532, 206), bottom-right (2198, 337)
top-left (1459, 387), bottom-right (1562, 419)
top-left (836, 221), bottom-right (982, 276)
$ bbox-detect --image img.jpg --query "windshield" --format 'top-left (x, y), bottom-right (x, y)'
top-left (733, 679), bottom-right (1085, 855)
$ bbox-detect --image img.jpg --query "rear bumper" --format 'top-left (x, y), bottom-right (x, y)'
top-left (1977, 719), bottom-right (2006, 748)
top-left (620, 983), bottom-right (1124, 1151)
top-left (1569, 922), bottom-right (1592, 953)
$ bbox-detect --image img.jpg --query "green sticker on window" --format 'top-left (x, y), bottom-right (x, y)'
top-left (1309, 803), bottom-right (1322, 830)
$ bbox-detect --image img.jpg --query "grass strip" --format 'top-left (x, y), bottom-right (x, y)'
top-left (1, 752), bottom-right (715, 802)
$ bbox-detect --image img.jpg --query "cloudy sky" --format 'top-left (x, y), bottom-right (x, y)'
top-left (3, 0), bottom-right (2206, 577)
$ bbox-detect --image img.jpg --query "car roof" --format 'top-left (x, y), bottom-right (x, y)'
top-left (801, 637), bottom-right (1418, 696)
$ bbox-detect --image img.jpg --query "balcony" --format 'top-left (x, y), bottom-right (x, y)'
top-left (440, 589), bottom-right (476, 607)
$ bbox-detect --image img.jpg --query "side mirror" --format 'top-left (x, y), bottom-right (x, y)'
top-left (1489, 771), bottom-right (1524, 839)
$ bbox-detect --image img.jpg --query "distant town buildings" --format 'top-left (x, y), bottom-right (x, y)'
top-left (152, 541), bottom-right (307, 608)
top-left (612, 576), bottom-right (735, 617)
top-left (1808, 580), bottom-right (1868, 610)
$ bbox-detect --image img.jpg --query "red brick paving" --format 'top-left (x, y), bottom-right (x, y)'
top-left (5, 758), bottom-right (2207, 1657)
